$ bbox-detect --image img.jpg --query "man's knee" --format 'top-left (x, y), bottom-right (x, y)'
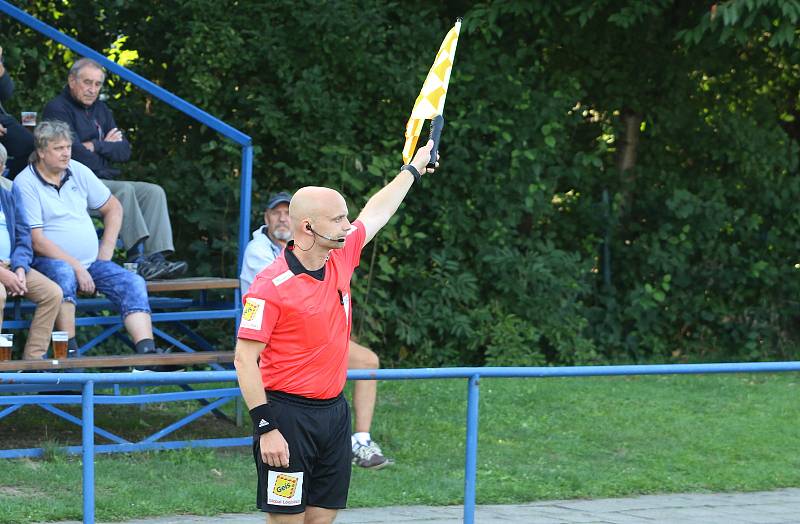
top-left (137, 181), bottom-right (167, 203)
top-left (348, 341), bottom-right (379, 369)
top-left (43, 280), bottom-right (64, 305)
top-left (112, 181), bottom-right (136, 201)
top-left (265, 513), bottom-right (307, 524)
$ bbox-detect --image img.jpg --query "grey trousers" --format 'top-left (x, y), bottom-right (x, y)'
top-left (101, 179), bottom-right (175, 256)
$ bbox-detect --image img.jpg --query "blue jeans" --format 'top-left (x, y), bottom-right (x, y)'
top-left (32, 257), bottom-right (151, 318)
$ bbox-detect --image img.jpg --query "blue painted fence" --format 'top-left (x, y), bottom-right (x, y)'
top-left (4, 361), bottom-right (800, 524)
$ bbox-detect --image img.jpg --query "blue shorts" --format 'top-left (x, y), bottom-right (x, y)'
top-left (32, 257), bottom-right (151, 318)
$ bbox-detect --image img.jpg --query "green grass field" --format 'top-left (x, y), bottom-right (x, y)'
top-left (2, 373), bottom-right (800, 522)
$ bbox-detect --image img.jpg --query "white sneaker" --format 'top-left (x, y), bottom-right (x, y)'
top-left (352, 439), bottom-right (394, 469)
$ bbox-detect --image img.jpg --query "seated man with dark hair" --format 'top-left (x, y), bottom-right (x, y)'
top-left (14, 120), bottom-right (167, 363)
top-left (42, 57), bottom-right (186, 280)
top-left (0, 45), bottom-right (35, 178)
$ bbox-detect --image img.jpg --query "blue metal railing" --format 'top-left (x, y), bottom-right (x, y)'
top-left (4, 361), bottom-right (800, 524)
top-left (0, 0), bottom-right (254, 276)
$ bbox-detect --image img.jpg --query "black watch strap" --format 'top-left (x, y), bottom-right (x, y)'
top-left (402, 164), bottom-right (421, 184)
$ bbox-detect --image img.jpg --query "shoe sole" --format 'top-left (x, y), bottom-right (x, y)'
top-left (353, 458), bottom-right (394, 470)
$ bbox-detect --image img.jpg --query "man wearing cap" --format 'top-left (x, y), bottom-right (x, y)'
top-left (240, 191), bottom-right (293, 294)
top-left (240, 191), bottom-right (393, 470)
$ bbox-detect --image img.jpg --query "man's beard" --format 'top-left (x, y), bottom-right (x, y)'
top-left (271, 229), bottom-right (291, 241)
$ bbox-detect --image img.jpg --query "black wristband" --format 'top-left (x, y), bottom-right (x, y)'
top-left (402, 164), bottom-right (421, 184)
top-left (249, 403), bottom-right (278, 435)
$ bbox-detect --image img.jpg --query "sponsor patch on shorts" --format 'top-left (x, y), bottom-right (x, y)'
top-left (267, 470), bottom-right (303, 506)
top-left (241, 297), bottom-right (265, 331)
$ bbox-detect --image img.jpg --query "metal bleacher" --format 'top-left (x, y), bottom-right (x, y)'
top-left (0, 1), bottom-right (254, 357)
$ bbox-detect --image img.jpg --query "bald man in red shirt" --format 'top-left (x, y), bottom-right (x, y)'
top-left (235, 141), bottom-right (437, 524)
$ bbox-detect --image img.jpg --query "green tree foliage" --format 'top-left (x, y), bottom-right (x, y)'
top-left (2, 0), bottom-right (799, 365)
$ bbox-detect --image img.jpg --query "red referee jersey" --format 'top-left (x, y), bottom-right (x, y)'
top-left (237, 220), bottom-right (366, 399)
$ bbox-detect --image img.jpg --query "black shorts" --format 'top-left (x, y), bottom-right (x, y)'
top-left (253, 390), bottom-right (352, 514)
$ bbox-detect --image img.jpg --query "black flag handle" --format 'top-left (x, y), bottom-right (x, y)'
top-left (427, 115), bottom-right (445, 169)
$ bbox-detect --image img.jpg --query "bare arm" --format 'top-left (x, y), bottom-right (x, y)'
top-left (234, 337), bottom-right (290, 468)
top-left (96, 195), bottom-right (122, 261)
top-left (357, 140), bottom-right (436, 244)
top-left (234, 337), bottom-right (268, 409)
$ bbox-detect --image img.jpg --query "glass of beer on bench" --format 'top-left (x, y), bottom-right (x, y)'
top-left (0, 334), bottom-right (12, 361)
top-left (51, 331), bottom-right (69, 359)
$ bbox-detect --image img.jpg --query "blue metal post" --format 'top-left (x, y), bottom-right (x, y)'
top-left (238, 144), bottom-right (254, 278)
top-left (82, 380), bottom-right (95, 524)
top-left (464, 374), bottom-right (480, 524)
top-left (0, 1), bottom-right (250, 146)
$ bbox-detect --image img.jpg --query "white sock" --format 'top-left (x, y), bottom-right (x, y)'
top-left (353, 432), bottom-right (371, 446)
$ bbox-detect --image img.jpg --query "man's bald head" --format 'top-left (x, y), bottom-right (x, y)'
top-left (289, 187), bottom-right (350, 244)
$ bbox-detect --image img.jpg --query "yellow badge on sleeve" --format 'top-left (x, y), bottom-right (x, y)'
top-left (241, 297), bottom-right (265, 331)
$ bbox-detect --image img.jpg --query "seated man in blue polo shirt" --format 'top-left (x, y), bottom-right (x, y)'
top-left (14, 120), bottom-right (164, 361)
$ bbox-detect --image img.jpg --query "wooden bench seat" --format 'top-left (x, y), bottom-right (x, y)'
top-left (145, 277), bottom-right (240, 293)
top-left (1, 276), bottom-right (242, 363)
top-left (0, 351), bottom-right (234, 372)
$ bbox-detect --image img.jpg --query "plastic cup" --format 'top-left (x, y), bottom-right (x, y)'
top-left (20, 111), bottom-right (37, 127)
top-left (51, 331), bottom-right (68, 359)
top-left (0, 333), bottom-right (12, 361)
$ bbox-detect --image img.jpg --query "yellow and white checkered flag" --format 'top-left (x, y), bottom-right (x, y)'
top-left (403, 20), bottom-right (461, 164)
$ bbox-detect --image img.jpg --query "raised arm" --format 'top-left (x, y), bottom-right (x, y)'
top-left (357, 140), bottom-right (436, 244)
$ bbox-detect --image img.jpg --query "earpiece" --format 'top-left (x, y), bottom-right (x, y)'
top-left (305, 223), bottom-right (312, 231)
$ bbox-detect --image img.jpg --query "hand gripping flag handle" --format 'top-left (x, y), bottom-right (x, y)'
top-left (427, 115), bottom-right (445, 169)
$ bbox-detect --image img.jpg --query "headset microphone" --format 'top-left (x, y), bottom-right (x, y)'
top-left (306, 224), bottom-right (345, 243)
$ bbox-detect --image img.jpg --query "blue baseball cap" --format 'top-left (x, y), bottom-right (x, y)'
top-left (266, 191), bottom-right (292, 210)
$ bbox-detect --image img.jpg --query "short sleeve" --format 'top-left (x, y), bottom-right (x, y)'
top-left (12, 176), bottom-right (43, 229)
top-left (237, 284), bottom-right (280, 344)
top-left (339, 220), bottom-right (367, 271)
top-left (71, 161), bottom-right (112, 210)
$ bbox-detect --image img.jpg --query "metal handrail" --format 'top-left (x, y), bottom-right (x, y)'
top-left (0, 0), bottom-right (254, 275)
top-left (4, 361), bottom-right (800, 524)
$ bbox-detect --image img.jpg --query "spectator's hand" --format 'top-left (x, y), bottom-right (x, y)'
top-left (411, 139), bottom-right (439, 175)
top-left (104, 128), bottom-right (123, 142)
top-left (0, 267), bottom-right (25, 296)
top-left (0, 124), bottom-right (6, 137)
top-left (74, 266), bottom-right (95, 295)
top-left (14, 268), bottom-right (27, 295)
top-left (259, 430), bottom-right (290, 468)
top-left (82, 140), bottom-right (95, 152)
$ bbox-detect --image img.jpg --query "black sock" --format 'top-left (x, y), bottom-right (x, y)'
top-left (135, 338), bottom-right (156, 354)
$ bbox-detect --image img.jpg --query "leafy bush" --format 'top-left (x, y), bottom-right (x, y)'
top-left (4, 0), bottom-right (799, 365)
